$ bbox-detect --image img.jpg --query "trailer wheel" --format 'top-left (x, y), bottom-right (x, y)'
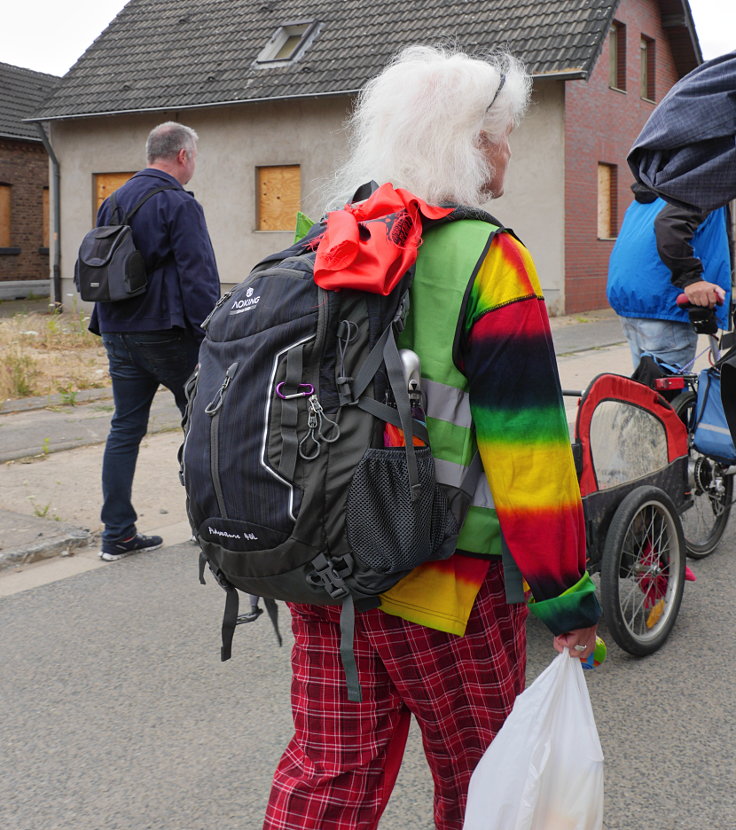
top-left (601, 485), bottom-right (685, 656)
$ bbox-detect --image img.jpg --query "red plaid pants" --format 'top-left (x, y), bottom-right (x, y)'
top-left (263, 560), bottom-right (527, 830)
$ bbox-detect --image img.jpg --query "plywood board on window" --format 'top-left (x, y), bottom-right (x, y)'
top-left (0, 184), bottom-right (11, 247)
top-left (597, 164), bottom-right (614, 239)
top-left (257, 165), bottom-right (301, 231)
top-left (42, 187), bottom-right (50, 248)
top-left (94, 172), bottom-right (135, 219)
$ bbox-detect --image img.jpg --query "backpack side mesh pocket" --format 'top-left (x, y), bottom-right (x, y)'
top-left (346, 445), bottom-right (458, 573)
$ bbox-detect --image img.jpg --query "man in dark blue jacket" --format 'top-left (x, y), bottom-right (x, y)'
top-left (92, 121), bottom-right (220, 561)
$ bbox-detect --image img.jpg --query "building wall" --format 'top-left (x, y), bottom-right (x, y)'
top-left (492, 79), bottom-right (566, 315)
top-left (564, 0), bottom-right (681, 313)
top-left (0, 137), bottom-right (49, 287)
top-left (48, 99), bottom-right (352, 308)
top-left (48, 83), bottom-right (566, 312)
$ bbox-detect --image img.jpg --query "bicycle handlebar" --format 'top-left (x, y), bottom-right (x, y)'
top-left (675, 292), bottom-right (724, 310)
top-left (675, 293), bottom-right (722, 337)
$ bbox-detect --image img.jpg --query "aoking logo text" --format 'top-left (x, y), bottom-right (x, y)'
top-left (230, 286), bottom-right (261, 315)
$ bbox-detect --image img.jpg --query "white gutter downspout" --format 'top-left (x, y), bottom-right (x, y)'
top-left (33, 122), bottom-right (62, 309)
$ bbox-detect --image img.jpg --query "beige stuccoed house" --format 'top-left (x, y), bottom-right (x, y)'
top-left (28, 0), bottom-right (701, 316)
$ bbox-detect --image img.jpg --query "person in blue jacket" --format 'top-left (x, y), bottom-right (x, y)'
top-left (91, 121), bottom-right (220, 561)
top-left (607, 181), bottom-right (732, 369)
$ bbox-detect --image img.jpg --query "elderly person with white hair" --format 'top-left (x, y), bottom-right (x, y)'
top-left (264, 45), bottom-right (600, 830)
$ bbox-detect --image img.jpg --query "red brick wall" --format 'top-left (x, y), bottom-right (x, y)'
top-left (0, 138), bottom-right (50, 284)
top-left (564, 0), bottom-right (681, 313)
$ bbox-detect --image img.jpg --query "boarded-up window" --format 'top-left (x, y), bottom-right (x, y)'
top-left (42, 187), bottom-right (50, 248)
top-left (94, 172), bottom-right (135, 220)
top-left (609, 22), bottom-right (626, 91)
top-left (640, 37), bottom-right (655, 101)
top-left (0, 184), bottom-right (11, 247)
top-left (257, 165), bottom-right (301, 231)
top-left (597, 163), bottom-right (618, 239)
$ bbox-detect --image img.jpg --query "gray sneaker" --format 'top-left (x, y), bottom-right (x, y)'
top-left (99, 533), bottom-right (163, 561)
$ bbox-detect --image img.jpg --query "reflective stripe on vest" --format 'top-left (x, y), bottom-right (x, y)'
top-left (400, 219), bottom-right (501, 555)
top-left (423, 377), bottom-right (471, 428)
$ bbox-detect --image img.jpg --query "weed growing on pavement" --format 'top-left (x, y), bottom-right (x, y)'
top-left (4, 351), bottom-right (40, 397)
top-left (30, 500), bottom-right (59, 520)
top-left (0, 309), bottom-right (109, 402)
top-left (58, 386), bottom-right (78, 406)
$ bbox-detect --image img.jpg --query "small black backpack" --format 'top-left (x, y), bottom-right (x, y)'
top-left (74, 186), bottom-right (175, 302)
top-left (180, 189), bottom-right (486, 700)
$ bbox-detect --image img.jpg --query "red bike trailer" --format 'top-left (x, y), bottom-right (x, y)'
top-left (570, 373), bottom-right (690, 656)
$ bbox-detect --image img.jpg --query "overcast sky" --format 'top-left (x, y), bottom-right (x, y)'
top-left (1, 0), bottom-right (733, 77)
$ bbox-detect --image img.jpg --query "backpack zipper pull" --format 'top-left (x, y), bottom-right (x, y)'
top-left (201, 289), bottom-right (234, 330)
top-left (205, 362), bottom-right (239, 415)
top-left (298, 397), bottom-right (321, 460)
top-left (309, 395), bottom-right (340, 444)
top-left (298, 394), bottom-right (340, 459)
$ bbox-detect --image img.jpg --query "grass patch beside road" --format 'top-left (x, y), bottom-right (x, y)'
top-left (0, 307), bottom-right (109, 402)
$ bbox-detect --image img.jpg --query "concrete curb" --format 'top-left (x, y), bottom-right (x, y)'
top-left (0, 510), bottom-right (95, 571)
top-left (0, 386), bottom-right (113, 415)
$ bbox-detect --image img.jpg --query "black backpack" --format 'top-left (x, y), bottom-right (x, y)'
top-left (180, 192), bottom-right (488, 700)
top-left (74, 186), bottom-right (175, 302)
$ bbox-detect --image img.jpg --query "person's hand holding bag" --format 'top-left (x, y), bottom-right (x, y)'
top-left (554, 624), bottom-right (599, 659)
top-left (463, 649), bottom-right (604, 830)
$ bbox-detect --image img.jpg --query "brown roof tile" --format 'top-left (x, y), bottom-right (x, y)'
top-left (29, 0), bottom-right (699, 121)
top-left (0, 62), bottom-right (60, 139)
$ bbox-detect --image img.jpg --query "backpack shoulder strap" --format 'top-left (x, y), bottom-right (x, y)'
top-left (108, 191), bottom-right (123, 225)
top-left (118, 185), bottom-right (180, 224)
top-left (432, 203), bottom-right (509, 231)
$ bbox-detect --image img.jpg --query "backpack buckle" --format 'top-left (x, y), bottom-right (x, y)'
top-left (307, 553), bottom-right (352, 599)
top-left (206, 559), bottom-right (232, 591)
top-left (393, 292), bottom-right (411, 331)
top-left (336, 375), bottom-right (354, 403)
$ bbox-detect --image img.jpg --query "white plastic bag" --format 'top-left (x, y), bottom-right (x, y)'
top-left (463, 650), bottom-right (604, 830)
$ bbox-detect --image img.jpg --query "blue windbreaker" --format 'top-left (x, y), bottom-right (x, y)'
top-left (607, 197), bottom-right (731, 329)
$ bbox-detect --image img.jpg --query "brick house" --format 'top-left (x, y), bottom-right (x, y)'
top-left (28, 0), bottom-right (702, 314)
top-left (0, 62), bottom-right (59, 299)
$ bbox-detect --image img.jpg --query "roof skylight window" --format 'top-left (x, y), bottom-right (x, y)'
top-left (256, 21), bottom-right (318, 64)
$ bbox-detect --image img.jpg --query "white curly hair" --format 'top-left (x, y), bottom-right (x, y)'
top-left (325, 44), bottom-right (531, 210)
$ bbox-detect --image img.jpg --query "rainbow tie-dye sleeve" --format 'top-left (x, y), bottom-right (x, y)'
top-left (463, 232), bottom-right (601, 634)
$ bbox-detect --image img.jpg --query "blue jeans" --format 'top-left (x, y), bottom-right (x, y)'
top-left (620, 316), bottom-right (698, 371)
top-left (100, 329), bottom-right (200, 542)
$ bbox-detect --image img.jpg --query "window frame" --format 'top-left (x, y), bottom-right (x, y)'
top-left (255, 21), bottom-right (319, 65)
top-left (93, 172), bottom-right (135, 222)
top-left (256, 164), bottom-right (302, 232)
top-left (609, 21), bottom-right (627, 92)
top-left (640, 36), bottom-right (656, 101)
top-left (597, 163), bottom-right (618, 240)
top-left (0, 183), bottom-right (13, 250)
top-left (40, 186), bottom-right (50, 253)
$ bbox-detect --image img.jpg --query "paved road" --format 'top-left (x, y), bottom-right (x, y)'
top-left (0, 389), bottom-right (181, 463)
top-left (4, 307), bottom-right (736, 828)
top-left (551, 313), bottom-right (626, 356)
top-left (2, 528), bottom-right (735, 829)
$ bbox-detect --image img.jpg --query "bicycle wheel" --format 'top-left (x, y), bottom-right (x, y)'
top-left (601, 485), bottom-right (685, 656)
top-left (671, 390), bottom-right (733, 557)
